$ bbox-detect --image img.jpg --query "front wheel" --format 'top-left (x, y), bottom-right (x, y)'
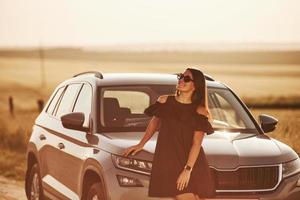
top-left (26, 163), bottom-right (43, 200)
top-left (86, 182), bottom-right (105, 200)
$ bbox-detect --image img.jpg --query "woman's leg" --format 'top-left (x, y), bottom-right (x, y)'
top-left (194, 194), bottom-right (205, 200)
top-left (175, 192), bottom-right (196, 200)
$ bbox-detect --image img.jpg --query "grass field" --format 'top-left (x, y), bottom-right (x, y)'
top-left (0, 110), bottom-right (37, 179)
top-left (0, 57), bottom-right (300, 98)
top-left (0, 55), bottom-right (299, 180)
top-left (251, 109), bottom-right (300, 153)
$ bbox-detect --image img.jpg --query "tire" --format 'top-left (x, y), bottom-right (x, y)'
top-left (86, 182), bottom-right (105, 200)
top-left (26, 163), bottom-right (44, 200)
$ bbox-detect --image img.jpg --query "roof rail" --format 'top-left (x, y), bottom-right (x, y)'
top-left (73, 71), bottom-right (103, 79)
top-left (173, 73), bottom-right (215, 81)
top-left (204, 74), bottom-right (215, 81)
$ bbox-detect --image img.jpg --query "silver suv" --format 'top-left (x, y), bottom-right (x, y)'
top-left (25, 71), bottom-right (300, 200)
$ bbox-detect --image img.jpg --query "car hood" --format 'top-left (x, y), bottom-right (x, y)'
top-left (99, 131), bottom-right (298, 169)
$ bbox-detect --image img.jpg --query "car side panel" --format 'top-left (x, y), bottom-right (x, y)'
top-left (28, 124), bottom-right (71, 199)
top-left (34, 112), bottom-right (82, 199)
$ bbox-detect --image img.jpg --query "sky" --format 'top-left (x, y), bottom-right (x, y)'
top-left (0, 0), bottom-right (300, 48)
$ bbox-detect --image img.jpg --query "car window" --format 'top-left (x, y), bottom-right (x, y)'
top-left (46, 86), bottom-right (65, 115)
top-left (104, 90), bottom-right (149, 114)
top-left (208, 88), bottom-right (256, 131)
top-left (209, 92), bottom-right (246, 128)
top-left (98, 85), bottom-right (176, 132)
top-left (55, 83), bottom-right (82, 118)
top-left (101, 90), bottom-right (150, 128)
top-left (98, 85), bottom-right (258, 133)
top-left (73, 84), bottom-right (92, 127)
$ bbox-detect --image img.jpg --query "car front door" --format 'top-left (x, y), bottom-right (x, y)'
top-left (56, 83), bottom-right (94, 197)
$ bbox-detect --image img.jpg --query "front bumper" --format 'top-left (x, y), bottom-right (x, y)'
top-left (214, 172), bottom-right (300, 200)
top-left (102, 162), bottom-right (300, 200)
top-left (260, 172), bottom-right (300, 200)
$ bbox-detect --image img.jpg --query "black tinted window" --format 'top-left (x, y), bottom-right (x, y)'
top-left (73, 84), bottom-right (92, 127)
top-left (55, 84), bottom-right (82, 118)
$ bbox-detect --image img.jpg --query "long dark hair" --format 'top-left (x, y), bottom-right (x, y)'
top-left (175, 67), bottom-right (212, 119)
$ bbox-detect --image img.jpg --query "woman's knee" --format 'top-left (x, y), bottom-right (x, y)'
top-left (175, 192), bottom-right (196, 200)
top-left (194, 194), bottom-right (205, 200)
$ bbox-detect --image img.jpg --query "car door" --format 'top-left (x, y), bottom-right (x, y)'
top-left (55, 83), bottom-right (94, 197)
top-left (38, 83), bottom-right (83, 199)
top-left (37, 85), bottom-right (65, 182)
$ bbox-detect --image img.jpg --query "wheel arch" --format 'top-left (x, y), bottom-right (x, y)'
top-left (80, 158), bottom-right (109, 200)
top-left (25, 143), bottom-right (40, 199)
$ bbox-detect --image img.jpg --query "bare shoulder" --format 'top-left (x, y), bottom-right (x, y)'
top-left (157, 95), bottom-right (169, 104)
top-left (196, 106), bottom-right (209, 117)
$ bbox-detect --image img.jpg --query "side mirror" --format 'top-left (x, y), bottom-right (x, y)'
top-left (259, 114), bottom-right (278, 133)
top-left (61, 112), bottom-right (89, 132)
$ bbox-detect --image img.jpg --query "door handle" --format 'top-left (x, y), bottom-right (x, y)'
top-left (39, 134), bottom-right (46, 140)
top-left (58, 143), bottom-right (65, 149)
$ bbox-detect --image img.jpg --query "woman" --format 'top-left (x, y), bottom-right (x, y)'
top-left (123, 67), bottom-right (216, 200)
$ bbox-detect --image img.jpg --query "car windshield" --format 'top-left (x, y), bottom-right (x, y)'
top-left (98, 85), bottom-right (258, 134)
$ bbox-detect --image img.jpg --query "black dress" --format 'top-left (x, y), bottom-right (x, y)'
top-left (144, 95), bottom-right (216, 198)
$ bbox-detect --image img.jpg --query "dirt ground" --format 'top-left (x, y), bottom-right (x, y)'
top-left (0, 176), bottom-right (26, 200)
top-left (0, 176), bottom-right (258, 200)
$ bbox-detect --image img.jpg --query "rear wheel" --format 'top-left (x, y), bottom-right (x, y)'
top-left (86, 182), bottom-right (105, 200)
top-left (27, 163), bottom-right (43, 200)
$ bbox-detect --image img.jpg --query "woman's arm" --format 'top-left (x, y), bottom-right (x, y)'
top-left (176, 107), bottom-right (207, 191)
top-left (123, 95), bottom-right (167, 156)
top-left (185, 105), bottom-right (209, 168)
top-left (176, 130), bottom-right (205, 191)
top-left (138, 116), bottom-right (161, 146)
top-left (186, 105), bottom-right (208, 168)
top-left (123, 116), bottom-right (161, 157)
top-left (139, 95), bottom-right (168, 146)
top-left (185, 131), bottom-right (205, 170)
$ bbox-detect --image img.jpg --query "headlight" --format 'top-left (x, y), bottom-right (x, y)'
top-left (111, 154), bottom-right (152, 175)
top-left (282, 158), bottom-right (300, 178)
top-left (116, 174), bottom-right (144, 187)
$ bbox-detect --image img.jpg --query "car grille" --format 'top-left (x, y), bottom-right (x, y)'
top-left (211, 165), bottom-right (280, 191)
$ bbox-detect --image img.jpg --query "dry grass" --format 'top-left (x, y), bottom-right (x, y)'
top-left (0, 82), bottom-right (41, 180)
top-left (0, 149), bottom-right (27, 179)
top-left (244, 96), bottom-right (300, 109)
top-left (250, 108), bottom-right (300, 154)
top-left (0, 57), bottom-right (300, 98)
top-left (0, 109), bottom-right (39, 180)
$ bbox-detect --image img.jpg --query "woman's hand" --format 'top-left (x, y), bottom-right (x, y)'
top-left (176, 169), bottom-right (191, 191)
top-left (122, 143), bottom-right (144, 157)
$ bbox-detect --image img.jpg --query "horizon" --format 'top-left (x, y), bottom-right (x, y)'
top-left (1, 42), bottom-right (300, 52)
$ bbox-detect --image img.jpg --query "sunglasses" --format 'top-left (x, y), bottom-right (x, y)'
top-left (177, 73), bottom-right (194, 83)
